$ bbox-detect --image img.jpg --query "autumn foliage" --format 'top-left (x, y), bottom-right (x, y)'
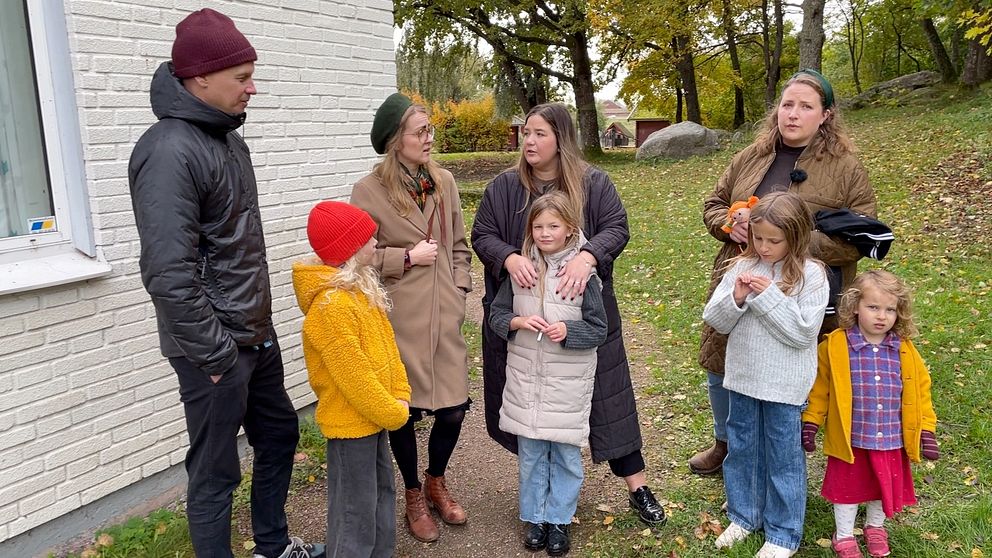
top-left (406, 91), bottom-right (510, 153)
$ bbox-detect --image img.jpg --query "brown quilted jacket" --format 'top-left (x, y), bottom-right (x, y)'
top-left (698, 137), bottom-right (876, 374)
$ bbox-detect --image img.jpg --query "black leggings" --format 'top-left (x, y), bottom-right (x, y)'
top-left (608, 449), bottom-right (646, 479)
top-left (389, 407), bottom-right (466, 490)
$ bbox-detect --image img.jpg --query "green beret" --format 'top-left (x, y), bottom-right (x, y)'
top-left (371, 93), bottom-right (413, 154)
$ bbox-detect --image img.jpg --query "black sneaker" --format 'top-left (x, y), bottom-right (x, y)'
top-left (546, 523), bottom-right (570, 556)
top-left (524, 521), bottom-right (549, 551)
top-left (629, 485), bottom-right (667, 526)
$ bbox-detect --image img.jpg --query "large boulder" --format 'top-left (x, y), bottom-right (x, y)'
top-left (847, 71), bottom-right (942, 109)
top-left (636, 121), bottom-right (720, 160)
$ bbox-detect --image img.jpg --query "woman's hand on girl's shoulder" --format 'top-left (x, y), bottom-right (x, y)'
top-left (505, 253), bottom-right (538, 288)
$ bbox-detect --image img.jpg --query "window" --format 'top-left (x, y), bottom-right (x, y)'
top-left (1, 1), bottom-right (54, 240)
top-left (0, 0), bottom-right (110, 295)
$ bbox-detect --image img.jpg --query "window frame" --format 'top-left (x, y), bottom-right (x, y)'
top-left (0, 0), bottom-right (109, 294)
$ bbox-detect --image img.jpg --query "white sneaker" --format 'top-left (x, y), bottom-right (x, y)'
top-left (715, 521), bottom-right (752, 549)
top-left (254, 536), bottom-right (326, 558)
top-left (755, 541), bottom-right (797, 558)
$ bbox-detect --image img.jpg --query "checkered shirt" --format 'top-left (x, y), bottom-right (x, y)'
top-left (847, 326), bottom-right (903, 450)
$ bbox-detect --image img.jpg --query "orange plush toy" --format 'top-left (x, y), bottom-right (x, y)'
top-left (721, 195), bottom-right (759, 233)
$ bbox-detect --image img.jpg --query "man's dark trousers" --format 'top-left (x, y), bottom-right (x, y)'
top-left (170, 335), bottom-right (299, 558)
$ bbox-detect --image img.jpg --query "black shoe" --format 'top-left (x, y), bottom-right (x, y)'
top-left (524, 521), bottom-right (548, 551)
top-left (629, 485), bottom-right (667, 526)
top-left (546, 524), bottom-right (570, 556)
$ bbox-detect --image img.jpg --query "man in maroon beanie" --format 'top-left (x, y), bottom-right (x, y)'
top-left (128, 9), bottom-right (324, 558)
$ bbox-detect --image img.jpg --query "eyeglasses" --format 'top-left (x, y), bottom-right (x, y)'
top-left (404, 125), bottom-right (436, 141)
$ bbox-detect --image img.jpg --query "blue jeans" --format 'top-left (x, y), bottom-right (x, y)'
top-left (724, 391), bottom-right (806, 551)
top-left (517, 436), bottom-right (584, 525)
top-left (707, 372), bottom-right (729, 442)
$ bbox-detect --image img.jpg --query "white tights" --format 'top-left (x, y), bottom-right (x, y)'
top-left (834, 501), bottom-right (885, 539)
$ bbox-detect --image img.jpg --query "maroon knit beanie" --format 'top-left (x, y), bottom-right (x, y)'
top-left (172, 9), bottom-right (257, 78)
top-left (307, 201), bottom-right (377, 266)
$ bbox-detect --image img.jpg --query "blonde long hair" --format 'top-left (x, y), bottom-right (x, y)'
top-left (516, 103), bottom-right (588, 224)
top-left (753, 72), bottom-right (855, 160)
top-left (729, 191), bottom-right (823, 296)
top-left (837, 270), bottom-right (918, 339)
top-left (372, 104), bottom-right (445, 216)
top-left (320, 256), bottom-right (391, 312)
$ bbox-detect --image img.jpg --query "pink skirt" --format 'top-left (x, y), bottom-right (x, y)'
top-left (820, 447), bottom-right (917, 517)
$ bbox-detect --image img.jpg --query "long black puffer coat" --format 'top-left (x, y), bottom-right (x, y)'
top-left (471, 167), bottom-right (642, 463)
top-left (129, 61), bottom-right (271, 377)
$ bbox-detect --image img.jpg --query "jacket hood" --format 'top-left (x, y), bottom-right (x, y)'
top-left (293, 262), bottom-right (338, 314)
top-left (150, 61), bottom-right (246, 134)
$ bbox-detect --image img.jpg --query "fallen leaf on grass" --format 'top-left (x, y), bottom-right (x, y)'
top-left (972, 549), bottom-right (984, 558)
top-left (816, 538), bottom-right (832, 548)
top-left (155, 522), bottom-right (168, 535)
top-left (640, 528), bottom-right (652, 536)
top-left (96, 533), bottom-right (114, 547)
top-left (921, 531), bottom-right (940, 541)
top-left (964, 475), bottom-right (978, 486)
top-left (603, 515), bottom-right (615, 525)
top-left (673, 535), bottom-right (686, 548)
top-left (948, 541), bottom-right (963, 551)
top-left (293, 452), bottom-right (308, 463)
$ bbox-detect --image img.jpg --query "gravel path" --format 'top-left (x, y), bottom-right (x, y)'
top-left (271, 265), bottom-right (676, 557)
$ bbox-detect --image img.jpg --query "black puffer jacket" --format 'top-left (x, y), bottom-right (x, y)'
top-left (472, 167), bottom-right (642, 463)
top-left (129, 61), bottom-right (271, 377)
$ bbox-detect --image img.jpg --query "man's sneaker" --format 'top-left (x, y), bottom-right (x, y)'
top-left (628, 485), bottom-right (667, 526)
top-left (715, 521), bottom-right (752, 549)
top-left (254, 536), bottom-right (326, 558)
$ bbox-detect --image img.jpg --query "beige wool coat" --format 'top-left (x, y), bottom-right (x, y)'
top-left (699, 136), bottom-right (876, 375)
top-left (350, 168), bottom-right (473, 410)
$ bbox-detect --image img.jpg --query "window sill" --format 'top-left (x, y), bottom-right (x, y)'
top-left (0, 252), bottom-right (113, 296)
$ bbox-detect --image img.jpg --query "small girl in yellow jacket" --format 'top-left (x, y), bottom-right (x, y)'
top-left (293, 201), bottom-right (411, 558)
top-left (802, 270), bottom-right (938, 558)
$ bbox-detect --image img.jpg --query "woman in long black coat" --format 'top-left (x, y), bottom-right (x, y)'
top-left (471, 103), bottom-right (666, 527)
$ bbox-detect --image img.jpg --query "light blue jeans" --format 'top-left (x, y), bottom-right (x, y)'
top-left (707, 371), bottom-right (730, 442)
top-left (724, 391), bottom-right (806, 551)
top-left (517, 436), bottom-right (584, 525)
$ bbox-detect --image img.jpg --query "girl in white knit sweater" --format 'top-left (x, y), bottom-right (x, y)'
top-left (703, 191), bottom-right (829, 558)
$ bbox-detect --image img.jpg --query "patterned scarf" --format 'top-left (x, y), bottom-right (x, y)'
top-left (404, 166), bottom-right (436, 211)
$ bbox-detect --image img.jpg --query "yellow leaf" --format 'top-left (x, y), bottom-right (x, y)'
top-left (816, 538), bottom-right (832, 548)
top-left (972, 549), bottom-right (984, 558)
top-left (96, 533), bottom-right (114, 547)
top-left (155, 522), bottom-right (168, 535)
top-left (603, 515), bottom-right (615, 525)
top-left (922, 532), bottom-right (940, 541)
top-left (641, 528), bottom-right (653, 536)
top-left (308, 475), bottom-right (316, 483)
top-left (243, 540), bottom-right (257, 550)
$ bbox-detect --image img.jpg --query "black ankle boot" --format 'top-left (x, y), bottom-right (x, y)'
top-left (629, 485), bottom-right (667, 526)
top-left (546, 523), bottom-right (570, 556)
top-left (524, 521), bottom-right (548, 551)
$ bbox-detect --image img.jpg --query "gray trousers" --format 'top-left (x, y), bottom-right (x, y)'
top-left (326, 430), bottom-right (396, 558)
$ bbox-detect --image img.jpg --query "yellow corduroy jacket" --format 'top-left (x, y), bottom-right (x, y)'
top-left (292, 262), bottom-right (411, 439)
top-left (803, 328), bottom-right (937, 464)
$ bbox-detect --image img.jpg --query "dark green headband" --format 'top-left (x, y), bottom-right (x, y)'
top-left (791, 68), bottom-right (834, 109)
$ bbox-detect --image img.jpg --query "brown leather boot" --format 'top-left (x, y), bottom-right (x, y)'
top-left (688, 439), bottom-right (728, 475)
top-left (404, 487), bottom-right (439, 542)
top-left (423, 472), bottom-right (467, 525)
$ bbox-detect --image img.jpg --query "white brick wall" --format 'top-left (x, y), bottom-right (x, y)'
top-left (0, 0), bottom-right (396, 542)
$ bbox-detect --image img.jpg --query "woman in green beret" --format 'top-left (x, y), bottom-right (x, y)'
top-left (350, 93), bottom-right (473, 544)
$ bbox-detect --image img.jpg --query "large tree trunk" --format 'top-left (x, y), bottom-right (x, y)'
top-left (960, 38), bottom-right (992, 87)
top-left (672, 34), bottom-right (702, 123)
top-left (722, 0), bottom-right (746, 128)
top-left (763, 0), bottom-right (785, 107)
top-left (799, 0), bottom-right (826, 71)
top-left (569, 30), bottom-right (603, 156)
top-left (921, 17), bottom-right (957, 83)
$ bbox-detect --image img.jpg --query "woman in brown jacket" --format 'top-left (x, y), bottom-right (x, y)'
top-left (689, 70), bottom-right (877, 475)
top-left (350, 93), bottom-right (473, 543)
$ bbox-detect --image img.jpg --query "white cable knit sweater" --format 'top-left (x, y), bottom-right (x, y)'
top-left (702, 258), bottom-right (828, 405)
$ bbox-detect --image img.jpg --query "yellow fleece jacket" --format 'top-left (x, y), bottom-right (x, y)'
top-left (803, 328), bottom-right (937, 463)
top-left (292, 262), bottom-right (411, 439)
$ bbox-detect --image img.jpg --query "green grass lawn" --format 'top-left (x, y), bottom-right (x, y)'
top-left (64, 85), bottom-right (991, 557)
top-left (578, 85), bottom-right (992, 557)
